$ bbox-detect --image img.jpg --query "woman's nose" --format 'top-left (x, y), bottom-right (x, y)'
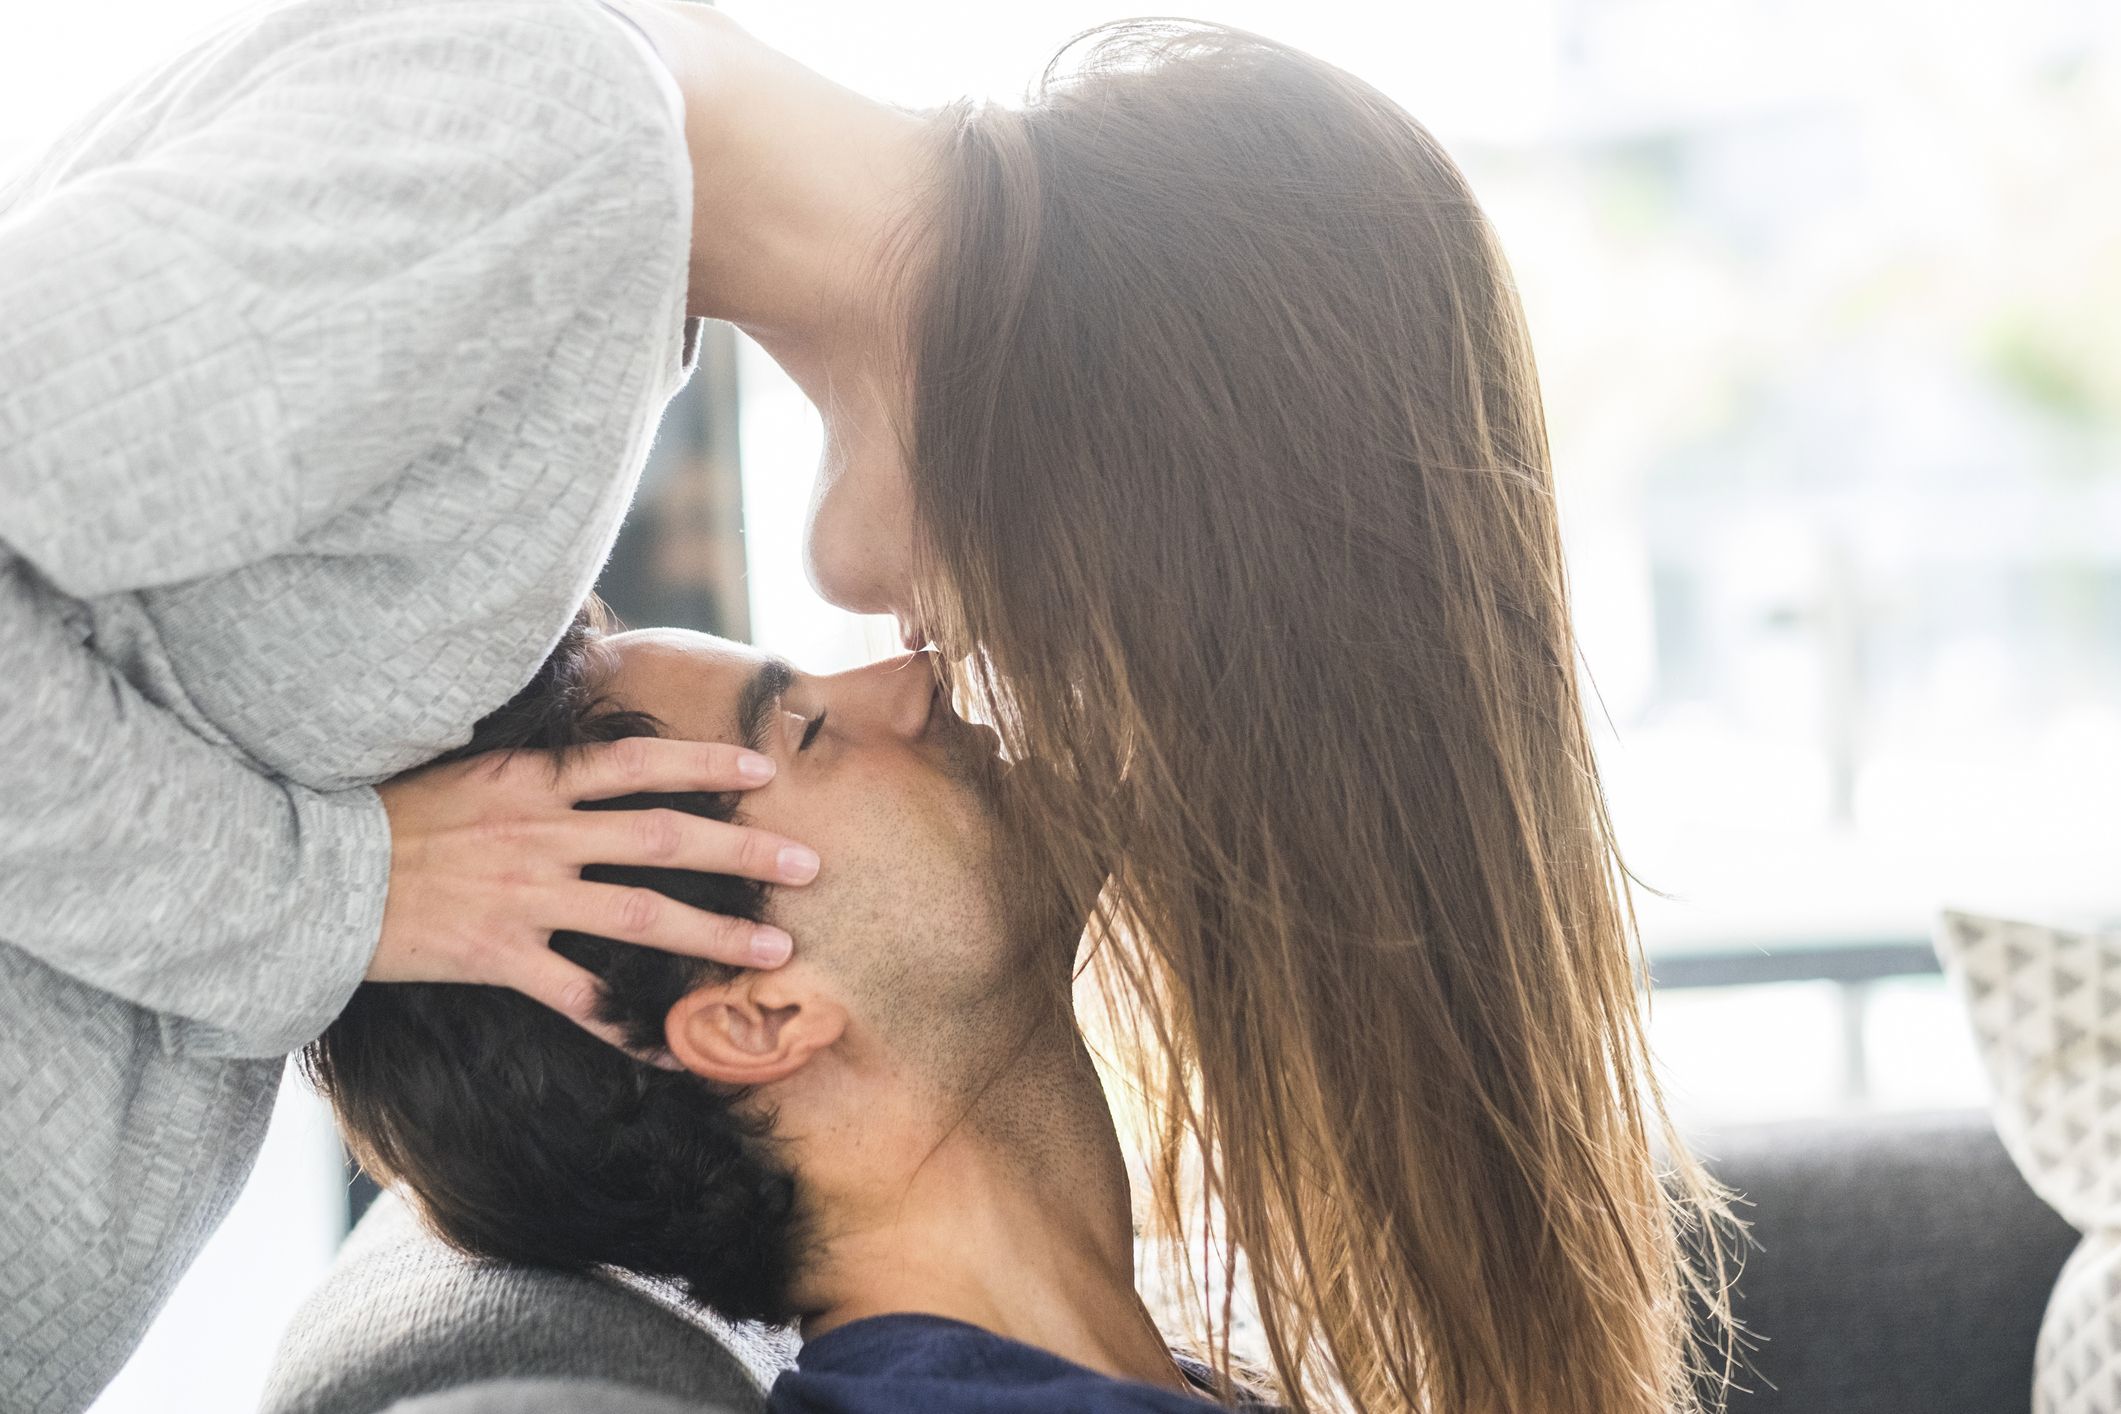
top-left (821, 650), bottom-right (939, 741)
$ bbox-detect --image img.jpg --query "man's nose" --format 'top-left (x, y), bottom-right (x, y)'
top-left (823, 650), bottom-right (939, 741)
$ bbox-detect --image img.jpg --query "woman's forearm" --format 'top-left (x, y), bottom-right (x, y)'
top-left (0, 556), bottom-right (389, 1055)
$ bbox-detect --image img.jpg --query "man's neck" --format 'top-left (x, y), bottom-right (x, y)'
top-left (794, 1033), bottom-right (1191, 1394)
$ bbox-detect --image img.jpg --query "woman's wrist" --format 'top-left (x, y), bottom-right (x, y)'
top-left (231, 781), bottom-right (395, 1058)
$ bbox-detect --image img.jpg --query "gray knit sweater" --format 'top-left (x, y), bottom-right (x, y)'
top-left (0, 2), bottom-right (696, 1406)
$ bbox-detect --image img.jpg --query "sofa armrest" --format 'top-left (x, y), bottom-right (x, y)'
top-left (1690, 1108), bottom-right (2076, 1414)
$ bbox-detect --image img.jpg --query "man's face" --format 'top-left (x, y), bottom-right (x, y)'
top-left (601, 631), bottom-right (1044, 1066)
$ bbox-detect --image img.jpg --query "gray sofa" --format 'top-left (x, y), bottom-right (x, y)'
top-left (264, 1108), bottom-right (2076, 1414)
top-left (1690, 1108), bottom-right (2073, 1414)
top-left (261, 1197), bottom-right (794, 1414)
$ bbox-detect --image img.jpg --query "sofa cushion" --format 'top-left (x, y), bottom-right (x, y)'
top-left (387, 1378), bottom-right (717, 1414)
top-left (1692, 1107), bottom-right (2076, 1414)
top-left (1935, 910), bottom-right (2121, 1414)
top-left (262, 1192), bottom-right (798, 1414)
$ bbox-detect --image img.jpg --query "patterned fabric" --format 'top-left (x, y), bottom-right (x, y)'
top-left (1935, 910), bottom-right (2121, 1414)
top-left (386, 1380), bottom-right (743, 1414)
top-left (264, 1194), bottom-right (790, 1414)
top-left (0, 1), bottom-right (696, 1406)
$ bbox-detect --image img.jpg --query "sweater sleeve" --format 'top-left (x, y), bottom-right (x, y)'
top-left (0, 0), bottom-right (692, 1055)
top-left (0, 559), bottom-right (391, 1054)
top-left (0, 0), bottom-right (692, 596)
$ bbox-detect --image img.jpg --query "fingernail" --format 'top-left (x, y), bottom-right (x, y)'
top-left (777, 845), bottom-right (820, 884)
top-left (750, 927), bottom-right (794, 966)
top-left (736, 752), bottom-right (775, 785)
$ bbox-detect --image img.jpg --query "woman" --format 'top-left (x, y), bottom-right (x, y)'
top-left (612, 6), bottom-right (1735, 1409)
top-left (798, 23), bottom-right (1739, 1414)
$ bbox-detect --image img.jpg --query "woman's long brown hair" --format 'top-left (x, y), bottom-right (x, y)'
top-left (892, 20), bottom-right (1737, 1413)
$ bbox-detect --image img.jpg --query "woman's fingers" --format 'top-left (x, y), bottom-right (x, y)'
top-left (502, 949), bottom-right (682, 1068)
top-left (542, 878), bottom-right (795, 969)
top-left (549, 807), bottom-right (820, 886)
top-left (372, 733), bottom-right (811, 1060)
top-left (546, 735), bottom-right (776, 802)
top-left (506, 946), bottom-right (615, 1035)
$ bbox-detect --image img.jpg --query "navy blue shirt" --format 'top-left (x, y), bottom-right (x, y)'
top-left (770, 1313), bottom-right (1279, 1413)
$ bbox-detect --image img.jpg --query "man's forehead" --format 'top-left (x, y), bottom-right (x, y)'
top-left (603, 627), bottom-right (762, 743)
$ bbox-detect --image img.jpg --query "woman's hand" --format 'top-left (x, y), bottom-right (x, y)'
top-left (369, 737), bottom-right (819, 1048)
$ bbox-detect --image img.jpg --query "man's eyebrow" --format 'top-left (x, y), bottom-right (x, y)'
top-left (737, 658), bottom-right (796, 755)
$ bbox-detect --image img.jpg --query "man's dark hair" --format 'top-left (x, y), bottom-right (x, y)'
top-left (303, 606), bottom-right (805, 1322)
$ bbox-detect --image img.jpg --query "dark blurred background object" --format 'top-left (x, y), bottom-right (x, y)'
top-left (596, 323), bottom-right (751, 640)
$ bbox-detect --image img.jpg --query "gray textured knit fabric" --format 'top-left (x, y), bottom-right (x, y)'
top-left (385, 1380), bottom-right (740, 1414)
top-left (0, 1), bottom-right (696, 1407)
top-left (264, 1194), bottom-right (794, 1414)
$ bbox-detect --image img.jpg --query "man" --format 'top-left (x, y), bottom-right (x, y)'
top-left (308, 611), bottom-right (1276, 1412)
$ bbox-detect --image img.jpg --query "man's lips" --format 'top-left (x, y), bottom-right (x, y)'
top-left (920, 676), bottom-right (1007, 782)
top-left (964, 719), bottom-right (1004, 762)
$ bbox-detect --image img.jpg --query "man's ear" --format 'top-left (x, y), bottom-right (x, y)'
top-left (664, 967), bottom-right (847, 1086)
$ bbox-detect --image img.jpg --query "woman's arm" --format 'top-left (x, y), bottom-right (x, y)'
top-left (0, 558), bottom-right (390, 1055)
top-left (0, 0), bottom-right (691, 596)
top-left (0, 0), bottom-right (808, 1056)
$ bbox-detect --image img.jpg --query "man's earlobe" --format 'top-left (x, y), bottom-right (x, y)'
top-left (665, 974), bottom-right (845, 1086)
